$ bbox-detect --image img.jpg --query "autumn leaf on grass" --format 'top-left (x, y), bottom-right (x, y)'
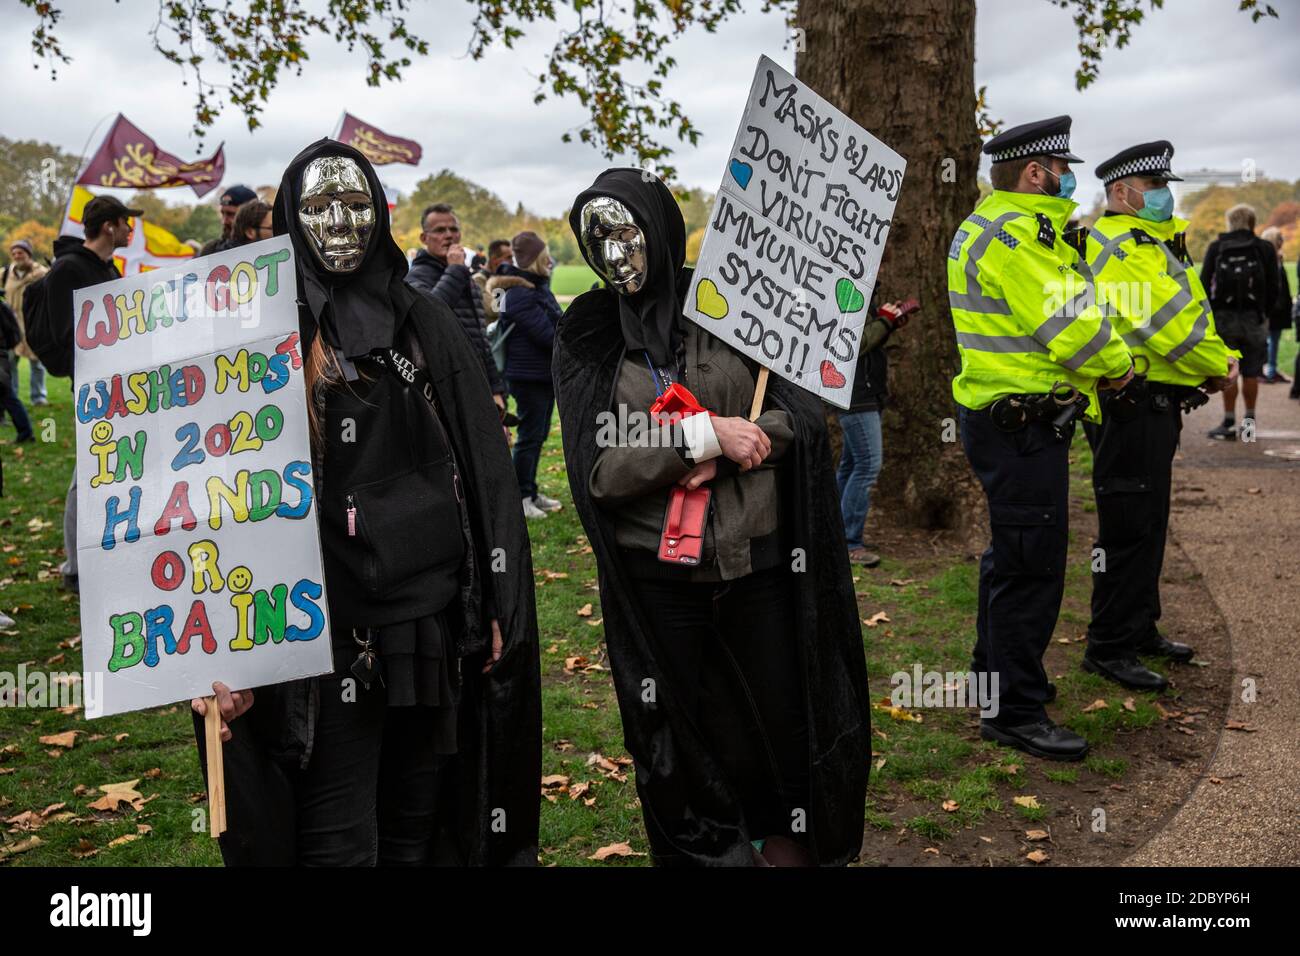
top-left (941, 800), bottom-right (959, 813)
top-left (87, 779), bottom-right (144, 813)
top-left (862, 612), bottom-right (890, 628)
top-left (570, 781), bottom-right (592, 801)
top-left (1122, 698), bottom-right (1137, 713)
top-left (589, 842), bottom-right (644, 861)
top-left (71, 839), bottom-right (98, 860)
top-left (38, 731), bottom-right (79, 749)
top-left (5, 810), bottom-right (45, 831)
top-left (872, 700), bottom-right (922, 723)
top-left (1225, 720), bottom-right (1258, 732)
top-left (1013, 795), bottom-right (1040, 809)
top-left (1025, 829), bottom-right (1050, 841)
top-left (106, 833), bottom-right (140, 849)
top-left (576, 603), bottom-right (594, 618)
top-left (1026, 849), bottom-right (1050, 864)
top-left (889, 578), bottom-right (916, 587)
top-left (0, 836), bottom-right (42, 860)
top-left (564, 656), bottom-right (590, 674)
top-left (1081, 699), bottom-right (1108, 713)
top-left (539, 775), bottom-right (569, 803)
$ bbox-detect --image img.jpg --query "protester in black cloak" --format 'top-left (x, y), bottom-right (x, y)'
top-left (553, 168), bottom-right (871, 866)
top-left (190, 139), bottom-right (541, 866)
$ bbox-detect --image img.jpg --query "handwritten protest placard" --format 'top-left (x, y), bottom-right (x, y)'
top-left (683, 55), bottom-right (906, 408)
top-left (73, 236), bottom-right (332, 718)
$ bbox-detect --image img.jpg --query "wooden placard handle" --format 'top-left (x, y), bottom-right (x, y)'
top-left (204, 695), bottom-right (227, 838)
top-left (748, 366), bottom-right (770, 422)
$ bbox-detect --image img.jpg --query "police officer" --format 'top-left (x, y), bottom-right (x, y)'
top-left (1080, 142), bottom-right (1239, 690)
top-left (948, 116), bottom-right (1134, 761)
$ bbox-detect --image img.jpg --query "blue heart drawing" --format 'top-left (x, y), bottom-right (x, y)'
top-left (728, 159), bottom-right (753, 189)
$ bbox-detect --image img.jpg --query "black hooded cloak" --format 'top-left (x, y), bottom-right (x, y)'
top-left (554, 169), bottom-right (871, 866)
top-left (193, 139), bottom-right (541, 866)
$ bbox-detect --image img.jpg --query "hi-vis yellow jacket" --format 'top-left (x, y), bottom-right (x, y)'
top-left (948, 190), bottom-right (1132, 421)
top-left (1084, 214), bottom-right (1236, 386)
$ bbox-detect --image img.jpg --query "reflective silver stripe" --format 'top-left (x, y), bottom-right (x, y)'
top-left (1033, 287), bottom-right (1094, 343)
top-left (1165, 305), bottom-right (1210, 363)
top-left (960, 211), bottom-right (1026, 293)
top-left (1090, 229), bottom-right (1135, 273)
top-left (1058, 319), bottom-right (1115, 371)
top-left (955, 331), bottom-right (1049, 354)
top-left (1127, 286), bottom-right (1195, 343)
top-left (948, 290), bottom-right (1012, 314)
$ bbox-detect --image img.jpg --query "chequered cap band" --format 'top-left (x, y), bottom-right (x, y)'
top-left (1102, 151), bottom-right (1175, 184)
top-left (989, 132), bottom-right (1070, 162)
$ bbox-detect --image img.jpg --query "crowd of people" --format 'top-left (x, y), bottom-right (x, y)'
top-left (0, 122), bottom-right (1295, 865)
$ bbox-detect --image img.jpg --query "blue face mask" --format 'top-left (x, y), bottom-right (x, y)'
top-left (1038, 164), bottom-right (1077, 200)
top-left (1132, 185), bottom-right (1174, 222)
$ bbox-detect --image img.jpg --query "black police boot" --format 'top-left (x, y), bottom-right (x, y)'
top-left (1136, 632), bottom-right (1195, 663)
top-left (980, 718), bottom-right (1088, 762)
top-left (1082, 655), bottom-right (1168, 691)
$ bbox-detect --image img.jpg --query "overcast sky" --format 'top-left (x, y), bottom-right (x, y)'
top-left (1, 0), bottom-right (1296, 218)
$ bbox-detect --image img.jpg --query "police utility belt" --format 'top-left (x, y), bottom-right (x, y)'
top-left (988, 382), bottom-right (1089, 440)
top-left (1103, 359), bottom-right (1209, 423)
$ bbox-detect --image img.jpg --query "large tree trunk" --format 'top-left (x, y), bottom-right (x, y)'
top-left (797, 0), bottom-right (982, 534)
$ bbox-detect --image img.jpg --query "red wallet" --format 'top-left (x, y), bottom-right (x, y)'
top-left (658, 484), bottom-right (711, 565)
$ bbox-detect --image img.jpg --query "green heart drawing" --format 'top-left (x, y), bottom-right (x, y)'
top-left (835, 278), bottom-right (865, 313)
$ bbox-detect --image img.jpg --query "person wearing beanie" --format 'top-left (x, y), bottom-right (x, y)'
top-left (495, 230), bottom-right (563, 518)
top-left (3, 238), bottom-right (50, 406)
top-left (200, 184), bottom-right (259, 255)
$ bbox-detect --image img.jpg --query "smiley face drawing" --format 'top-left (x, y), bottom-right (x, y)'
top-left (227, 566), bottom-right (254, 593)
top-left (91, 421), bottom-right (114, 444)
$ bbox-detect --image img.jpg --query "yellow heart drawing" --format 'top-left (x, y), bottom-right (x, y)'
top-left (695, 278), bottom-right (729, 319)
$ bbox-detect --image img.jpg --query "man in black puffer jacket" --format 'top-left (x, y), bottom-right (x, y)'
top-left (406, 202), bottom-right (507, 409)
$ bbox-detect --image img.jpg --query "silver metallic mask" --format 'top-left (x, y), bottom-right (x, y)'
top-left (297, 156), bottom-right (375, 273)
top-left (579, 196), bottom-right (647, 295)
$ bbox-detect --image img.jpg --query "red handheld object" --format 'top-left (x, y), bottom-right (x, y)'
top-left (649, 381), bottom-right (711, 425)
top-left (658, 485), bottom-right (711, 565)
top-left (877, 298), bottom-right (921, 328)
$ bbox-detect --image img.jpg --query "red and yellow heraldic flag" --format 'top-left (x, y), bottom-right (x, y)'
top-left (77, 114), bottom-right (225, 198)
top-left (336, 113), bottom-right (422, 166)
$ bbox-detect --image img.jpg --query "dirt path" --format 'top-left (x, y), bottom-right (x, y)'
top-left (1125, 382), bottom-right (1300, 865)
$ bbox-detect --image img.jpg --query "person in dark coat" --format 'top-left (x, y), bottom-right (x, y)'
top-left (497, 231), bottom-right (563, 519)
top-left (1260, 227), bottom-right (1292, 384)
top-left (44, 198), bottom-right (133, 593)
top-left (1200, 203), bottom-right (1277, 436)
top-left (406, 203), bottom-right (507, 407)
top-left (190, 140), bottom-right (541, 867)
top-left (554, 168), bottom-right (871, 867)
top-left (832, 288), bottom-right (915, 568)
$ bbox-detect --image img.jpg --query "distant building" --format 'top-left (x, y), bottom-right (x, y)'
top-left (1174, 168), bottom-right (1266, 212)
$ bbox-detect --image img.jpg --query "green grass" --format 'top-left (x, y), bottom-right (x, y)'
top-left (550, 263), bottom-right (600, 297)
top-left (0, 364), bottom-right (1182, 865)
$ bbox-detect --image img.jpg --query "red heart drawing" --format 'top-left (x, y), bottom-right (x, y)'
top-left (820, 360), bottom-right (846, 388)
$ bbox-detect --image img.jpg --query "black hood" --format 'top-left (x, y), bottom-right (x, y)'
top-left (53, 234), bottom-right (93, 259)
top-left (272, 138), bottom-right (414, 358)
top-left (568, 168), bottom-right (685, 367)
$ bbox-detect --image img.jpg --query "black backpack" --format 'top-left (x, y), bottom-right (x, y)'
top-left (0, 300), bottom-right (21, 351)
top-left (19, 270), bottom-right (73, 377)
top-left (1211, 235), bottom-right (1267, 311)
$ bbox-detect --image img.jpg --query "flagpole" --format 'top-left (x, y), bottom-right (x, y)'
top-left (62, 111), bottom-right (120, 232)
top-left (330, 111), bottom-right (346, 140)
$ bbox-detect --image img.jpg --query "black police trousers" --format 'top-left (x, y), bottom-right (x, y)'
top-left (960, 407), bottom-right (1071, 726)
top-left (1083, 389), bottom-right (1182, 660)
